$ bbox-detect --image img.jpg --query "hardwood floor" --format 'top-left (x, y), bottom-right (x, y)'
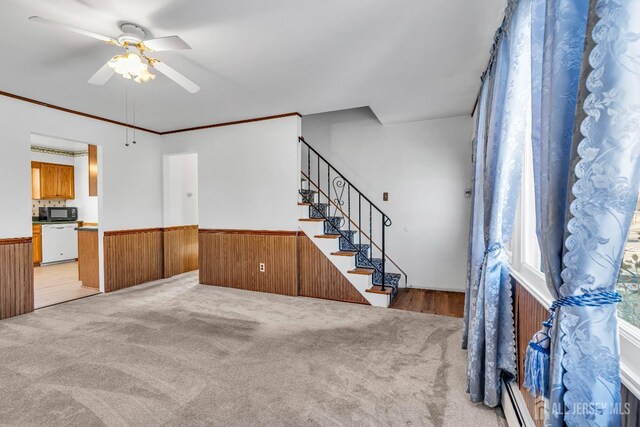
top-left (390, 288), bottom-right (465, 317)
top-left (34, 261), bottom-right (100, 309)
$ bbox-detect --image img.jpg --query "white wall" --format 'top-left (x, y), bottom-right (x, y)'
top-left (30, 151), bottom-right (75, 166)
top-left (163, 153), bottom-right (198, 227)
top-left (302, 108), bottom-right (472, 291)
top-left (71, 155), bottom-right (99, 223)
top-left (0, 95), bottom-right (164, 240)
top-left (162, 116), bottom-right (300, 231)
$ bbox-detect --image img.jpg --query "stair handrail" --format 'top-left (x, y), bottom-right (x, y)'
top-left (299, 136), bottom-right (408, 291)
top-left (301, 171), bottom-right (409, 288)
top-left (299, 137), bottom-right (390, 222)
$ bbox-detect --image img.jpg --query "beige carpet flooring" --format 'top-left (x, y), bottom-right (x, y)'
top-left (0, 272), bottom-right (505, 426)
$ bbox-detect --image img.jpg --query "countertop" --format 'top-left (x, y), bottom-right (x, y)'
top-left (76, 227), bottom-right (98, 232)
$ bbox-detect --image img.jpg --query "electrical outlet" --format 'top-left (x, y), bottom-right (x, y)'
top-left (383, 192), bottom-right (389, 201)
top-left (259, 263), bottom-right (265, 272)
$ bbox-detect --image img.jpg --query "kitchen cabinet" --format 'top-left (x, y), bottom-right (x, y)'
top-left (32, 224), bottom-right (42, 266)
top-left (88, 144), bottom-right (98, 197)
top-left (31, 162), bottom-right (75, 200)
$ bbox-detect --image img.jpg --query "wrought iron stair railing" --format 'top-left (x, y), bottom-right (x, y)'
top-left (299, 136), bottom-right (408, 294)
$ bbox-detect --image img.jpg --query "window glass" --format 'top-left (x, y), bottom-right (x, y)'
top-left (521, 127), bottom-right (543, 273)
top-left (617, 196), bottom-right (640, 328)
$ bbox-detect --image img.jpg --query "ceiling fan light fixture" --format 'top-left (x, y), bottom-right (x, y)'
top-left (134, 68), bottom-right (156, 83)
top-left (108, 52), bottom-right (148, 80)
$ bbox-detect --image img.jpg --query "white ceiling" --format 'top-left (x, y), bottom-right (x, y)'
top-left (0, 0), bottom-right (504, 132)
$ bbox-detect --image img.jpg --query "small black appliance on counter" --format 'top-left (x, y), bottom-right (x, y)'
top-left (38, 207), bottom-right (78, 222)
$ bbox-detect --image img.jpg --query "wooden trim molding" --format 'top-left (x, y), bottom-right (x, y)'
top-left (164, 225), bottom-right (199, 232)
top-left (104, 228), bottom-right (164, 236)
top-left (0, 90), bottom-right (300, 136)
top-left (104, 225), bottom-right (201, 235)
top-left (199, 229), bottom-right (299, 236)
top-left (0, 90), bottom-right (160, 135)
top-left (160, 113), bottom-right (302, 135)
top-left (0, 237), bottom-right (32, 245)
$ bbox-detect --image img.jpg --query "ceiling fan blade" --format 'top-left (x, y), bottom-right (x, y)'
top-left (152, 61), bottom-right (200, 93)
top-left (29, 16), bottom-right (117, 43)
top-left (143, 35), bottom-right (191, 52)
top-left (88, 61), bottom-right (115, 85)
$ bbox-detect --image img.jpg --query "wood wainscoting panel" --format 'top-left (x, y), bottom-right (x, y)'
top-left (0, 238), bottom-right (34, 320)
top-left (513, 279), bottom-right (548, 427)
top-left (164, 225), bottom-right (199, 278)
top-left (77, 230), bottom-right (99, 289)
top-left (199, 229), bottom-right (298, 296)
top-left (298, 233), bottom-right (368, 304)
top-left (104, 228), bottom-right (164, 292)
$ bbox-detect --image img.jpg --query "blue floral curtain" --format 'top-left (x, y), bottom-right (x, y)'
top-left (462, 83), bottom-right (488, 350)
top-left (528, 0), bottom-right (590, 423)
top-left (524, 0), bottom-right (640, 425)
top-left (463, 0), bottom-right (530, 407)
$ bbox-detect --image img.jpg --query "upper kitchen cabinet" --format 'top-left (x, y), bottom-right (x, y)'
top-left (31, 162), bottom-right (75, 200)
top-left (88, 144), bottom-right (98, 197)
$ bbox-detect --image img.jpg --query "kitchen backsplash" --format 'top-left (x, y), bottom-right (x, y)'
top-left (32, 199), bottom-right (66, 217)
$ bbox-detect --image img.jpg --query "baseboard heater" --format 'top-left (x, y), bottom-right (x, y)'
top-left (502, 379), bottom-right (535, 427)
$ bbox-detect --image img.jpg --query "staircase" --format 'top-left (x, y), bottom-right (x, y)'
top-left (297, 137), bottom-right (407, 307)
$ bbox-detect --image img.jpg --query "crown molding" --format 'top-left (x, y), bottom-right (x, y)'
top-left (0, 90), bottom-right (301, 136)
top-left (0, 90), bottom-right (160, 135)
top-left (159, 112), bottom-right (302, 135)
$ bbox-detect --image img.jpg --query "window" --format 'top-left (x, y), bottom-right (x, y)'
top-left (511, 128), bottom-right (640, 398)
top-left (617, 196), bottom-right (640, 329)
top-left (509, 92), bottom-right (545, 290)
top-left (520, 131), bottom-right (543, 274)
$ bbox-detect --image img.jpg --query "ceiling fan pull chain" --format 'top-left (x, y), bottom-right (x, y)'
top-left (125, 83), bottom-right (129, 147)
top-left (132, 81), bottom-right (137, 144)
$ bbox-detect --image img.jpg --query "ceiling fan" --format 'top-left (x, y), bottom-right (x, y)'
top-left (29, 16), bottom-right (200, 93)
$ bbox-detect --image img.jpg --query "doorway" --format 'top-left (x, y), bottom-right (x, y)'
top-left (30, 133), bottom-right (101, 308)
top-left (163, 153), bottom-right (199, 277)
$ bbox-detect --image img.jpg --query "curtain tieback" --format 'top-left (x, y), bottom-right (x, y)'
top-left (549, 291), bottom-right (621, 311)
top-left (523, 291), bottom-right (622, 398)
top-left (478, 245), bottom-right (505, 273)
top-left (484, 244), bottom-right (504, 255)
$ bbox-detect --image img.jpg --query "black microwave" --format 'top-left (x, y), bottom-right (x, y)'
top-left (39, 207), bottom-right (78, 222)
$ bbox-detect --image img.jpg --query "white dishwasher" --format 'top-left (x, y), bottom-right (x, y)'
top-left (41, 223), bottom-right (78, 264)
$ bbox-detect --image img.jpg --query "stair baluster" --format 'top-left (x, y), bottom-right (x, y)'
top-left (298, 136), bottom-right (407, 297)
